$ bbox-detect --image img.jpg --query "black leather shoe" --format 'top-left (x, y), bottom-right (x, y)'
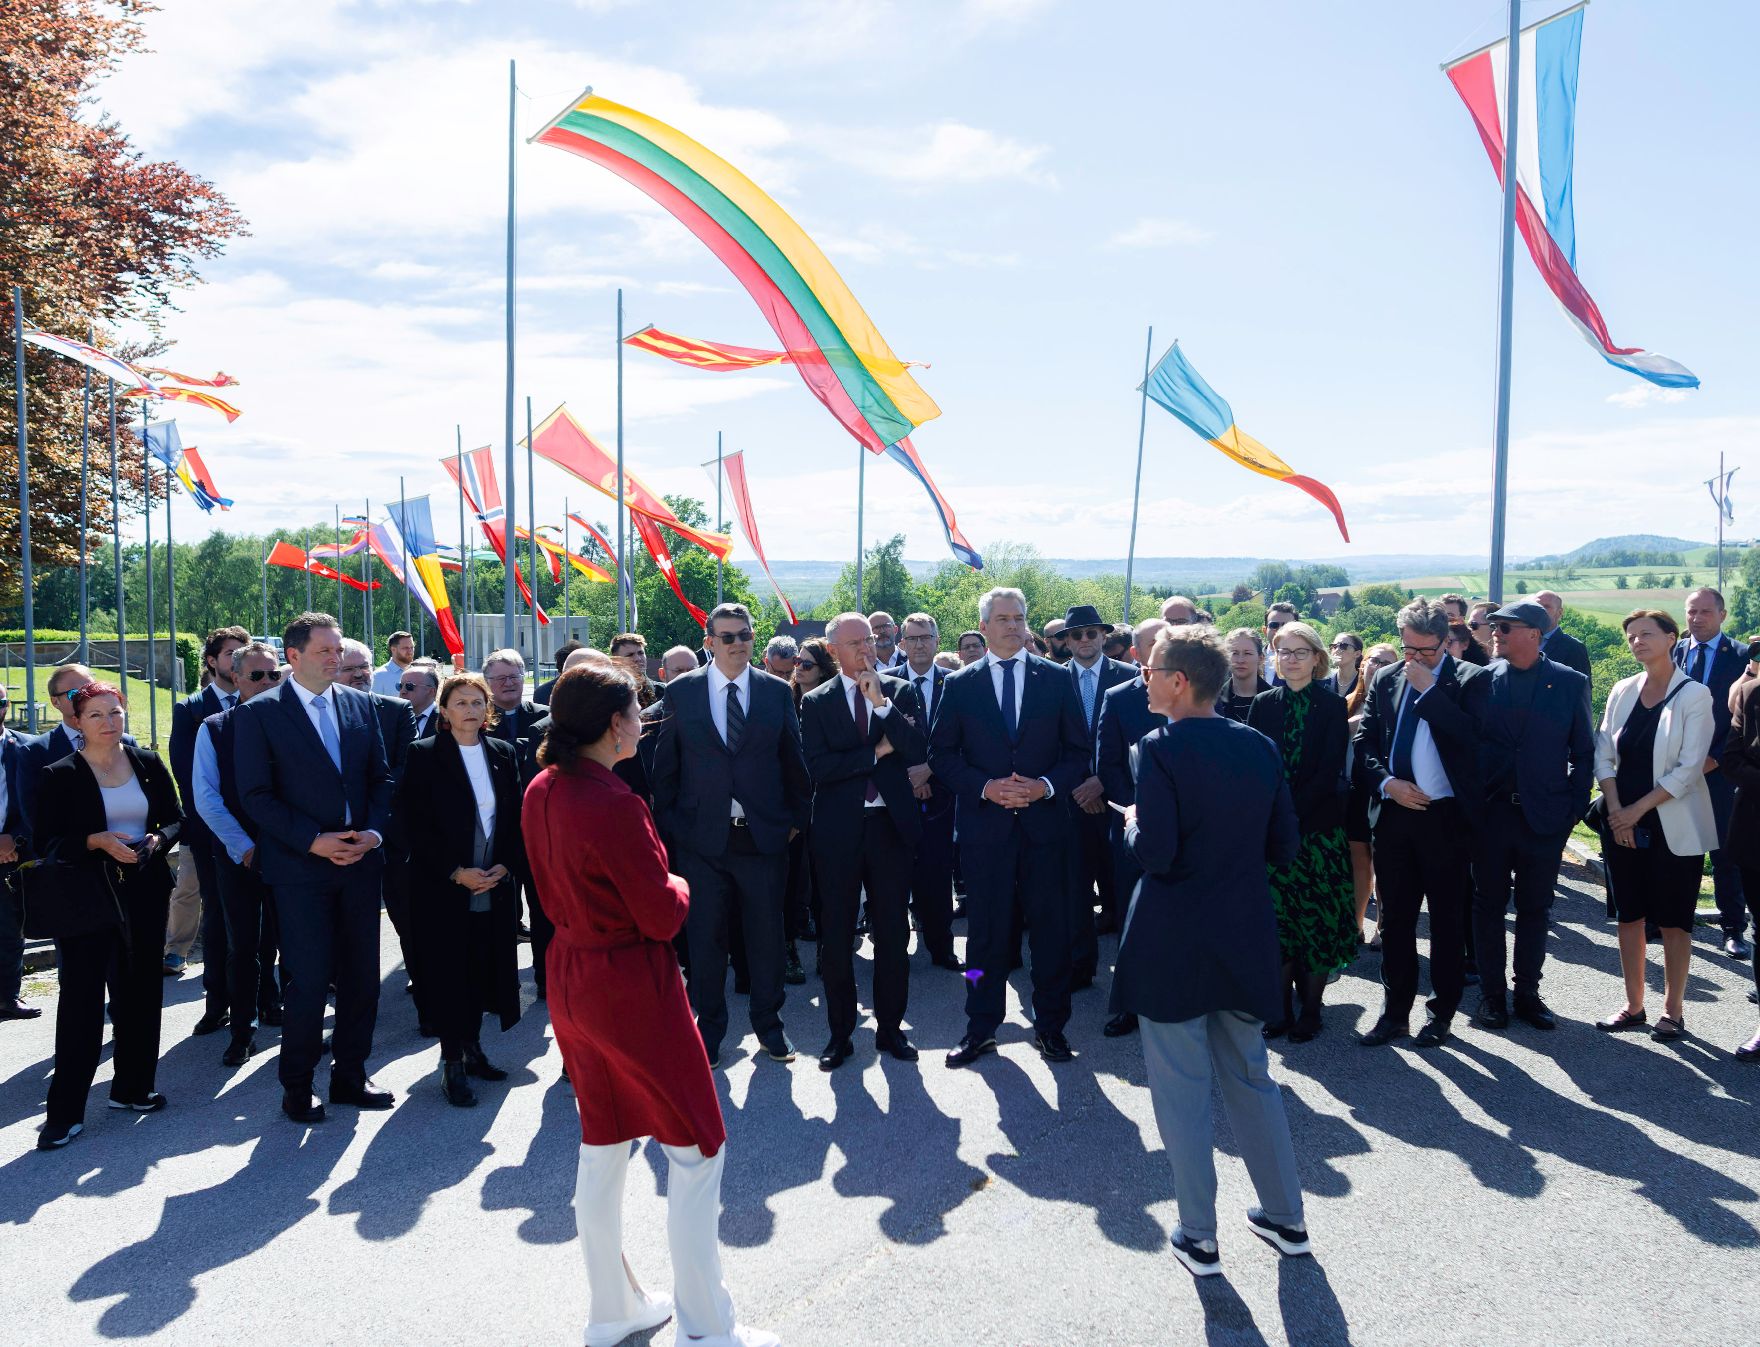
top-left (223, 1036), bottom-right (258, 1067)
top-left (1413, 1016), bottom-right (1453, 1049)
top-left (259, 1004), bottom-right (284, 1027)
top-left (1071, 967), bottom-right (1097, 992)
top-left (1, 997), bottom-right (42, 1020)
top-left (441, 1060), bottom-right (477, 1107)
top-left (1035, 1029), bottom-right (1075, 1062)
top-left (876, 1028), bottom-right (919, 1061)
top-left (1513, 996), bottom-right (1557, 1031)
top-left (945, 1034), bottom-right (997, 1068)
top-left (464, 1042), bottom-right (508, 1081)
top-left (330, 1078), bottom-right (394, 1110)
top-left (1103, 1012), bottom-right (1139, 1038)
top-left (191, 1009), bottom-right (231, 1036)
top-left (784, 942), bottom-right (806, 986)
top-left (1356, 1016), bottom-right (1409, 1048)
top-left (817, 1038), bottom-right (854, 1072)
top-left (1475, 997), bottom-right (1510, 1030)
top-left (931, 953), bottom-right (965, 972)
top-left (283, 1090), bottom-right (326, 1124)
top-left (760, 1033), bottom-right (797, 1063)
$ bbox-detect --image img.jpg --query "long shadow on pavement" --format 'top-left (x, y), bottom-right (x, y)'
top-left (1189, 1276), bottom-right (1272, 1347)
top-left (1276, 1253), bottom-right (1352, 1345)
top-left (713, 1055), bottom-right (834, 1248)
top-left (480, 1075), bottom-right (581, 1246)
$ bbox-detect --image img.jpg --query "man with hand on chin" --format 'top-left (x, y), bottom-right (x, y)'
top-left (929, 587), bottom-right (1089, 1067)
top-left (235, 612), bottom-right (396, 1124)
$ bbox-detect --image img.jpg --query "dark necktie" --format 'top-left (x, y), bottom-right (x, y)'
top-left (1000, 658), bottom-right (1018, 743)
top-left (853, 686), bottom-right (879, 803)
top-left (1389, 684), bottom-right (1420, 783)
top-left (725, 683), bottom-right (745, 753)
top-left (1690, 642), bottom-right (1709, 685)
top-left (914, 674), bottom-right (928, 724)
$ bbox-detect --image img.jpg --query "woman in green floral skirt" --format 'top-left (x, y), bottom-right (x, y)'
top-left (1247, 621), bottom-right (1357, 1042)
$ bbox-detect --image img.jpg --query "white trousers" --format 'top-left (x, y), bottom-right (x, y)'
top-left (574, 1139), bottom-right (736, 1340)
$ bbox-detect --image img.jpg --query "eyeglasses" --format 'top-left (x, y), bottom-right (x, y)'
top-left (1468, 620), bottom-right (1488, 631)
top-left (712, 629), bottom-right (755, 645)
top-left (1275, 647), bottom-right (1315, 661)
top-left (485, 671), bottom-right (524, 685)
top-left (338, 662), bottom-right (370, 675)
top-left (899, 633), bottom-right (937, 645)
top-left (1400, 643), bottom-right (1442, 656)
top-left (1068, 627), bottom-right (1105, 640)
top-left (245, 669), bottom-right (283, 684)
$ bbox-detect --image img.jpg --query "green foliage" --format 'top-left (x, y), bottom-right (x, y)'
top-left (1331, 603), bottom-right (1398, 648)
top-left (1731, 548), bottom-right (1760, 635)
top-left (1659, 574), bottom-right (1675, 589)
top-left (1334, 590), bottom-right (1356, 613)
top-left (822, 534), bottom-right (916, 619)
top-left (1613, 573), bottom-right (1628, 590)
top-left (1514, 579), bottom-right (1528, 594)
top-left (1591, 649), bottom-right (1641, 725)
top-left (1212, 600), bottom-right (1267, 636)
top-left (1355, 584), bottom-right (1407, 610)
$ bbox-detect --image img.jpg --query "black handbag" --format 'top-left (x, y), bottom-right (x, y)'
top-left (19, 842), bottom-right (127, 943)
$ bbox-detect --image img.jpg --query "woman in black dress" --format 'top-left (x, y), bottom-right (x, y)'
top-left (1219, 628), bottom-right (1270, 722)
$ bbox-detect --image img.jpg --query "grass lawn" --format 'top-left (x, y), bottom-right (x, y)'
top-left (3, 666), bottom-right (182, 748)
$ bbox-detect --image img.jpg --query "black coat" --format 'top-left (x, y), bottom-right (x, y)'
top-left (371, 692), bottom-right (418, 784)
top-left (34, 744), bottom-right (184, 916)
top-left (1465, 656), bottom-right (1595, 836)
top-left (799, 673), bottom-right (928, 848)
top-left (392, 732), bottom-right (525, 1032)
top-left (1718, 679), bottom-right (1760, 871)
top-left (1352, 656), bottom-right (1484, 828)
top-left (1095, 675), bottom-right (1167, 806)
top-left (17, 722), bottom-right (135, 835)
top-left (1674, 633), bottom-right (1748, 760)
top-left (1542, 626), bottom-right (1593, 682)
top-left (486, 699), bottom-right (550, 787)
top-left (1068, 655), bottom-right (1138, 752)
top-left (1246, 683), bottom-right (1349, 835)
top-left (170, 683), bottom-right (233, 850)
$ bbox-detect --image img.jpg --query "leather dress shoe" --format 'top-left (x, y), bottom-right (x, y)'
top-left (1103, 1012), bottom-right (1139, 1038)
top-left (222, 1035), bottom-right (258, 1067)
top-left (1356, 1016), bottom-right (1409, 1048)
top-left (0, 996), bottom-right (42, 1020)
top-left (945, 1034), bottom-right (997, 1068)
top-left (760, 1033), bottom-right (797, 1063)
top-left (876, 1028), bottom-right (919, 1061)
top-left (1513, 996), bottom-right (1557, 1031)
top-left (817, 1038), bottom-right (854, 1072)
top-left (331, 1078), bottom-right (394, 1110)
top-left (1726, 935), bottom-right (1755, 960)
top-left (464, 1042), bottom-right (508, 1081)
top-left (259, 1004), bottom-right (284, 1027)
top-left (1475, 997), bottom-right (1510, 1030)
top-left (1413, 1015), bottom-right (1453, 1049)
top-left (441, 1059), bottom-right (477, 1107)
top-left (1035, 1029), bottom-right (1075, 1062)
top-left (191, 1009), bottom-right (231, 1036)
top-left (283, 1090), bottom-right (326, 1124)
top-left (931, 953), bottom-right (964, 972)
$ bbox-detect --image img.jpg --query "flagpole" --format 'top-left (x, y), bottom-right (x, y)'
top-left (1485, 0), bottom-right (1522, 604)
top-left (563, 495), bottom-right (571, 627)
top-left (110, 383), bottom-right (125, 698)
top-left (363, 498), bottom-right (374, 651)
top-left (456, 425), bottom-right (469, 668)
top-left (526, 394), bottom-right (538, 663)
top-left (260, 535), bottom-right (269, 640)
top-left (142, 403), bottom-right (156, 746)
top-left (165, 448), bottom-right (178, 697)
top-left (1717, 451), bottom-right (1726, 594)
top-left (855, 441), bottom-right (866, 611)
top-left (616, 286), bottom-right (627, 632)
top-left (400, 475), bottom-right (412, 632)
top-left (715, 430), bottom-right (724, 605)
top-left (303, 528), bottom-right (313, 609)
top-left (1122, 324), bottom-right (1153, 628)
top-left (333, 504), bottom-right (343, 626)
top-left (10, 287), bottom-right (36, 731)
top-left (502, 56), bottom-right (518, 652)
top-left (78, 321), bottom-right (92, 663)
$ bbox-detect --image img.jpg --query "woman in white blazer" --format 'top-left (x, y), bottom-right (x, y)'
top-left (1592, 609), bottom-right (1717, 1042)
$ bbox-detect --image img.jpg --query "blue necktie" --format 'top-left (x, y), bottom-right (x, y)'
top-left (1389, 685), bottom-right (1420, 783)
top-left (1000, 658), bottom-right (1018, 743)
top-left (311, 693), bottom-right (343, 771)
top-left (1080, 666), bottom-right (1097, 728)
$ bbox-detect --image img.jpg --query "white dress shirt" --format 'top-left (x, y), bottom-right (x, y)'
top-left (982, 649), bottom-right (1054, 801)
top-left (288, 678), bottom-right (381, 842)
top-left (838, 672), bottom-right (892, 808)
top-left (705, 662), bottom-right (752, 818)
top-left (1383, 671), bottom-right (1454, 801)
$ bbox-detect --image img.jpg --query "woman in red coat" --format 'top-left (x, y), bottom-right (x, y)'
top-left (523, 664), bottom-right (779, 1347)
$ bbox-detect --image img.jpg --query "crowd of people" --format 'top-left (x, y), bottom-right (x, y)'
top-left (3, 577), bottom-right (1758, 1316)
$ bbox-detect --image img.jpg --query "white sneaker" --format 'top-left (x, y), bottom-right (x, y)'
top-left (583, 1293), bottom-right (673, 1347)
top-left (683, 1326), bottom-right (782, 1347)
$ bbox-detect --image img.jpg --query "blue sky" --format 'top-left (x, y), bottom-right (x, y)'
top-left (94, 0), bottom-right (1760, 566)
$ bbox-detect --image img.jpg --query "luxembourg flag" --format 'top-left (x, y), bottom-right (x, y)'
top-left (1445, 3), bottom-right (1696, 389)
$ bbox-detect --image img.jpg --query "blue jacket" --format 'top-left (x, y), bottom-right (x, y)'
top-left (1111, 717), bottom-right (1299, 1024)
top-left (1468, 656), bottom-right (1595, 835)
top-left (1, 728), bottom-right (27, 858)
top-left (232, 679), bottom-right (395, 887)
top-left (1094, 676), bottom-right (1166, 806)
top-left (170, 684), bottom-right (235, 851)
top-left (1674, 633), bottom-right (1747, 760)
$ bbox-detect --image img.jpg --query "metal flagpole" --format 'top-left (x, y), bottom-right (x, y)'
top-left (165, 450), bottom-right (177, 697)
top-left (563, 496), bottom-right (571, 626)
top-left (501, 57), bottom-right (518, 651)
top-left (303, 528), bottom-right (313, 609)
top-left (261, 535), bottom-right (269, 639)
top-left (456, 425), bottom-right (469, 667)
top-left (399, 476), bottom-right (412, 631)
top-left (78, 321), bottom-right (92, 663)
top-left (1485, 0), bottom-right (1522, 604)
top-left (855, 441), bottom-right (866, 610)
top-left (526, 394), bottom-right (538, 663)
top-left (1122, 325), bottom-right (1153, 627)
top-left (10, 287), bottom-right (36, 731)
top-left (715, 430), bottom-right (724, 604)
top-left (110, 384), bottom-right (125, 694)
top-left (142, 404), bottom-right (156, 745)
top-left (333, 504), bottom-right (343, 629)
top-left (615, 287), bottom-right (627, 631)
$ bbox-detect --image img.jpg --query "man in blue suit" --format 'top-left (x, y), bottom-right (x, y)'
top-left (0, 697), bottom-right (38, 1021)
top-left (1677, 587), bottom-right (1751, 959)
top-left (929, 587), bottom-right (1090, 1066)
top-left (897, 612), bottom-right (962, 970)
top-left (235, 612), bottom-right (395, 1123)
top-left (1467, 602), bottom-right (1595, 1032)
top-left (1093, 616), bottom-right (1170, 1038)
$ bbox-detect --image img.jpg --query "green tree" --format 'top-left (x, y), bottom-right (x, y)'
top-left (822, 533), bottom-right (917, 619)
top-left (1514, 579), bottom-right (1529, 594)
top-left (1356, 583), bottom-right (1407, 609)
top-left (1334, 590), bottom-right (1356, 613)
top-left (1731, 548), bottom-right (1760, 633)
top-left (1613, 573), bottom-right (1628, 590)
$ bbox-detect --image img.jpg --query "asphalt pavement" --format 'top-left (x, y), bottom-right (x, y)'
top-left (3, 854), bottom-right (1758, 1346)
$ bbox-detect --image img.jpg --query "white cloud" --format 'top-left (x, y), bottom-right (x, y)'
top-left (1106, 217), bottom-right (1212, 248)
top-left (831, 122), bottom-right (1057, 188)
top-left (1606, 383), bottom-right (1692, 409)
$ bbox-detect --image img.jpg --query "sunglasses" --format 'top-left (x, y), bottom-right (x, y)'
top-left (1468, 621), bottom-right (1488, 631)
top-left (1068, 627), bottom-right (1105, 640)
top-left (245, 668), bottom-right (283, 684)
top-left (712, 629), bottom-right (755, 645)
top-left (397, 680), bottom-right (424, 692)
top-left (1492, 621), bottom-right (1529, 635)
top-left (1267, 622), bottom-right (1288, 633)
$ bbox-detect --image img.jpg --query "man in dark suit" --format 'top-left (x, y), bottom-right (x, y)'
top-left (1093, 616), bottom-right (1170, 1038)
top-left (1535, 590), bottom-right (1594, 683)
top-left (1354, 599), bottom-right (1485, 1050)
top-left (929, 587), bottom-right (1090, 1066)
top-left (649, 602), bottom-right (812, 1067)
top-left (1061, 604), bottom-right (1137, 984)
top-left (235, 612), bottom-right (396, 1123)
top-left (1466, 601), bottom-right (1594, 1031)
top-left (800, 613), bottom-right (928, 1069)
top-left (398, 660), bottom-right (443, 740)
top-left (0, 701), bottom-right (38, 1021)
top-left (169, 625), bottom-right (251, 1036)
top-left (483, 648), bottom-right (553, 990)
top-left (897, 612), bottom-right (961, 971)
top-left (1677, 587), bottom-right (1751, 959)
top-left (533, 640), bottom-right (583, 707)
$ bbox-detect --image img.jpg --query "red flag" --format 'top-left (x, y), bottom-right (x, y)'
top-left (440, 449), bottom-right (549, 624)
top-left (711, 450), bottom-right (796, 622)
top-left (266, 540), bottom-right (380, 591)
top-left (631, 512), bottom-right (707, 626)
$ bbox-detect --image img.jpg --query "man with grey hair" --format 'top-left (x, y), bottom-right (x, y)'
top-left (763, 634), bottom-right (798, 679)
top-left (931, 586), bottom-right (1090, 1066)
top-left (868, 611), bottom-right (905, 668)
top-left (1353, 598), bottom-right (1484, 1049)
top-left (1533, 590), bottom-right (1592, 683)
top-left (658, 645), bottom-right (701, 682)
top-left (398, 659), bottom-right (442, 739)
top-left (1160, 595), bottom-right (1198, 624)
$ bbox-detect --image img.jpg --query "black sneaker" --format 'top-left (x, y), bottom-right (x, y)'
top-left (1245, 1208), bottom-right (1311, 1257)
top-left (1170, 1227), bottom-right (1221, 1277)
top-left (37, 1120), bottom-right (82, 1150)
top-left (107, 1092), bottom-right (168, 1113)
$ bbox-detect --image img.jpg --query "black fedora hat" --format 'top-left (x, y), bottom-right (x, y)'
top-left (1062, 604), bottom-right (1115, 634)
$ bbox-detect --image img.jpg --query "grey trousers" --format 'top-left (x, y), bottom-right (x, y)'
top-left (1141, 1010), bottom-right (1305, 1243)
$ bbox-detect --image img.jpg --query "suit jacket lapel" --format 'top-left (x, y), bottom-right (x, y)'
top-left (280, 681), bottom-right (341, 781)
